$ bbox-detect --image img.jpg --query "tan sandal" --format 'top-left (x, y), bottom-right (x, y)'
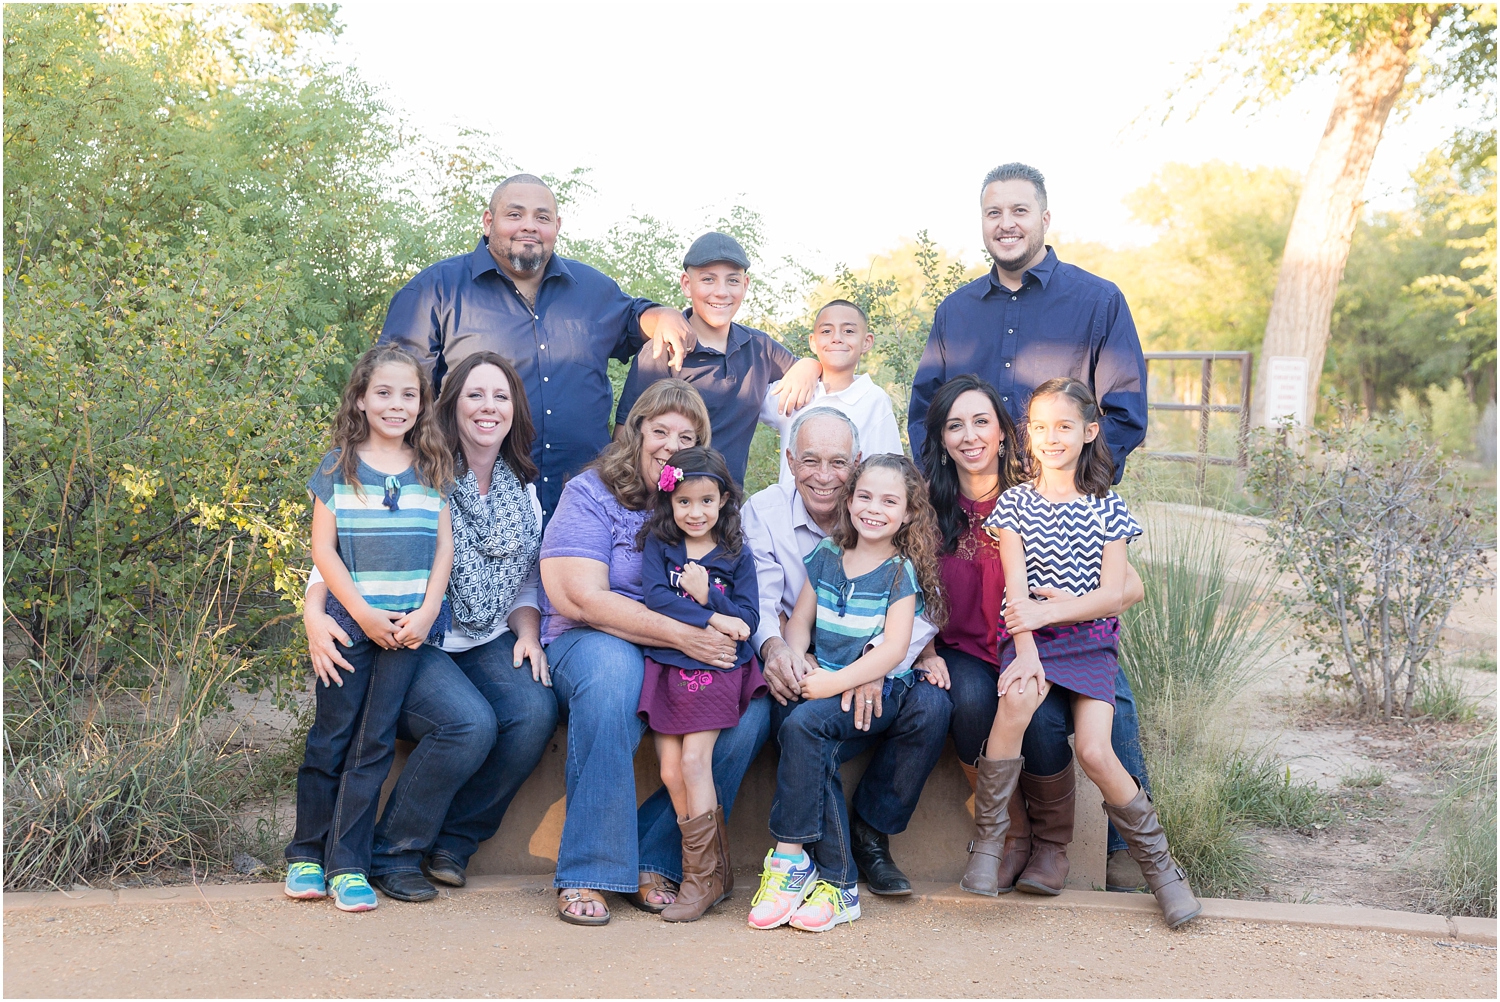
top-left (557, 888), bottom-right (610, 926)
top-left (625, 871), bottom-right (679, 914)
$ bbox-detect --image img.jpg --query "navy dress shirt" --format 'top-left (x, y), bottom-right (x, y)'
top-left (641, 535), bottom-right (760, 672)
top-left (614, 313), bottom-right (796, 484)
top-left (379, 240), bottom-right (658, 518)
top-left (908, 247), bottom-right (1148, 481)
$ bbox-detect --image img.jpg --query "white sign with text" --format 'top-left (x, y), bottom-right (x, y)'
top-left (1265, 356), bottom-right (1309, 428)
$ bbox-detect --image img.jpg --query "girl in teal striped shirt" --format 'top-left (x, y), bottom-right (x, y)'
top-left (284, 345), bottom-right (454, 912)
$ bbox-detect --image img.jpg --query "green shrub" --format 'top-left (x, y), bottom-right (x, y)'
top-left (1415, 659), bottom-right (1480, 722)
top-left (4, 236), bottom-right (336, 688)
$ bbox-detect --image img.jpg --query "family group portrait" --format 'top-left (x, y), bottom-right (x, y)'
top-left (3, 1), bottom-right (1497, 998)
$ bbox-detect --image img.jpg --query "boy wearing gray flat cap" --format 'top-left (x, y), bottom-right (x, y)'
top-left (614, 232), bottom-right (821, 483)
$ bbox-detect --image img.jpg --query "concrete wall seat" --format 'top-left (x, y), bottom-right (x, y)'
top-left (383, 725), bottom-right (1108, 888)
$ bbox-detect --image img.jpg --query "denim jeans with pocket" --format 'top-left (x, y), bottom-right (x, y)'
top-left (942, 644), bottom-right (1152, 854)
top-left (286, 638), bottom-right (420, 877)
top-left (768, 673), bottom-right (950, 888)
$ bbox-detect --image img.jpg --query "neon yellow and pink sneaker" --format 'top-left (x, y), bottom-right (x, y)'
top-left (788, 880), bottom-right (860, 932)
top-left (747, 849), bottom-right (817, 930)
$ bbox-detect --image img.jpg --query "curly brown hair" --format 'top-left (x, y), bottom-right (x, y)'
top-left (327, 344), bottom-right (453, 498)
top-left (434, 351), bottom-right (539, 484)
top-left (831, 453), bottom-right (948, 630)
top-left (635, 446), bottom-right (745, 556)
top-left (587, 379), bottom-right (712, 511)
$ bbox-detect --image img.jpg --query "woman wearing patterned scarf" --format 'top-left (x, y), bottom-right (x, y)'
top-left (302, 351), bottom-right (555, 903)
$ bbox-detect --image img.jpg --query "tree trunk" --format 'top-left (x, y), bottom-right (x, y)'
top-left (1253, 21), bottom-right (1424, 426)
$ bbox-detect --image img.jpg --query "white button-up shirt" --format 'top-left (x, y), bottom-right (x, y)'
top-left (761, 374), bottom-right (906, 488)
top-left (742, 480), bottom-right (937, 676)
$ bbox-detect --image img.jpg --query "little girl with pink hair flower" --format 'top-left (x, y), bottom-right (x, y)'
top-left (634, 445), bottom-right (765, 923)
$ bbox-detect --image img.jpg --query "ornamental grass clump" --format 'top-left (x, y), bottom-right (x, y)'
top-left (1247, 411), bottom-right (1495, 719)
top-left (1119, 505), bottom-right (1329, 896)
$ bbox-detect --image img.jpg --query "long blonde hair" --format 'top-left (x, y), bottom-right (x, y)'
top-left (831, 454), bottom-right (948, 629)
top-left (326, 345), bottom-right (453, 496)
top-left (588, 379), bottom-right (712, 510)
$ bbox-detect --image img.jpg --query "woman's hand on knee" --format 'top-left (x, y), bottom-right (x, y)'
top-left (514, 635), bottom-right (551, 687)
top-left (997, 655), bottom-right (1046, 700)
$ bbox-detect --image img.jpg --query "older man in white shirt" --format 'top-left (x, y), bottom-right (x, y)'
top-left (742, 407), bottom-right (951, 896)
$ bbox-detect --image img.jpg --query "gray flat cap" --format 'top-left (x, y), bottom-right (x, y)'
top-left (683, 232), bottom-right (751, 270)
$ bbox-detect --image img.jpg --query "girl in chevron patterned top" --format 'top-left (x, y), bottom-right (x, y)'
top-left (962, 376), bottom-right (1202, 930)
top-left (284, 344), bottom-right (454, 914)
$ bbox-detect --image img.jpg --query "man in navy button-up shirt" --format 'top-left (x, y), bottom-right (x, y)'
top-left (379, 174), bottom-right (695, 518)
top-left (909, 165), bottom-right (1148, 482)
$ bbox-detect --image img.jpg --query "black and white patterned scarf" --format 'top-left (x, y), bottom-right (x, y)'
top-left (447, 460), bottom-right (540, 639)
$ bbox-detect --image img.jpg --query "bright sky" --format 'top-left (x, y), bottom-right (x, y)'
top-left (331, 1), bottom-right (1472, 274)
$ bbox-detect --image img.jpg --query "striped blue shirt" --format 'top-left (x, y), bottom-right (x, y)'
top-left (307, 450), bottom-right (446, 613)
top-left (803, 538), bottom-right (923, 680)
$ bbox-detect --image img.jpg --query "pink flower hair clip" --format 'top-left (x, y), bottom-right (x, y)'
top-left (658, 464), bottom-right (684, 492)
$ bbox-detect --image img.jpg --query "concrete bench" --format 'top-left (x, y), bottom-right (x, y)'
top-left (383, 727), bottom-right (1108, 888)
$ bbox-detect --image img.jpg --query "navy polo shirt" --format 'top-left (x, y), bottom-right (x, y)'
top-left (908, 247), bottom-right (1148, 481)
top-left (378, 240), bottom-right (658, 518)
top-left (614, 313), bottom-right (796, 483)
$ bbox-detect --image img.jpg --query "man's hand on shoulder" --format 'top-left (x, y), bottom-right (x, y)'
top-left (641, 307), bottom-right (695, 372)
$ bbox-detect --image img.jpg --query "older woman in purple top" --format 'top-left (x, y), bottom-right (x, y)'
top-left (539, 380), bottom-right (772, 925)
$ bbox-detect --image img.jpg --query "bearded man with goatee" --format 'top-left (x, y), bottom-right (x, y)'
top-left (380, 173), bottom-right (697, 520)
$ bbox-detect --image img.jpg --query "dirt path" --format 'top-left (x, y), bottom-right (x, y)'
top-left (5, 886), bottom-right (1494, 998)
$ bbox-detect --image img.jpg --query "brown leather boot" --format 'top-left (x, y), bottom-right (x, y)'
top-left (960, 755), bottom-right (1024, 896)
top-left (713, 804), bottom-right (733, 897)
top-left (960, 761), bottom-right (978, 791)
top-left (1014, 764), bottom-right (1074, 896)
top-left (994, 785), bottom-right (1032, 893)
top-left (661, 810), bottom-right (726, 923)
top-left (1101, 782), bottom-right (1202, 929)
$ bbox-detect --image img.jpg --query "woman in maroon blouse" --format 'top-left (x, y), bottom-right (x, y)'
top-left (917, 375), bottom-right (1142, 896)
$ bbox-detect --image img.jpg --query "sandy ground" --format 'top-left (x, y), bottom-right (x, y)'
top-left (5, 887), bottom-right (1496, 999)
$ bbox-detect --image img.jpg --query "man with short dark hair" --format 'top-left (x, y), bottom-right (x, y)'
top-left (909, 163), bottom-right (1154, 895)
top-left (380, 174), bottom-right (696, 519)
top-left (908, 162), bottom-right (1147, 475)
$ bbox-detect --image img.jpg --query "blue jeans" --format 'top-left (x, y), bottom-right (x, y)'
top-left (286, 639), bottom-right (420, 877)
top-left (943, 645), bottom-right (1151, 854)
top-left (769, 674), bottom-right (951, 888)
top-left (545, 627), bottom-right (649, 893)
top-left (370, 633), bottom-right (558, 875)
top-left (637, 696), bottom-right (771, 883)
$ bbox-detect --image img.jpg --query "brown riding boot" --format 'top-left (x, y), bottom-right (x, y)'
top-left (994, 785), bottom-right (1033, 893)
top-left (1014, 764), bottom-right (1074, 896)
top-left (1101, 782), bottom-right (1202, 929)
top-left (960, 755), bottom-right (1024, 896)
top-left (661, 810), bottom-right (726, 923)
top-left (713, 804), bottom-right (734, 897)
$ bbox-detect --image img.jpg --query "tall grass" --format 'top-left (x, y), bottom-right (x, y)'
top-left (3, 587), bottom-right (273, 890)
top-left (1420, 720), bottom-right (1497, 918)
top-left (1119, 505), bottom-right (1330, 896)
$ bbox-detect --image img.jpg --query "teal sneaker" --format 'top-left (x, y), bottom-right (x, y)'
top-left (283, 862), bottom-right (326, 900)
top-left (330, 872), bottom-right (378, 912)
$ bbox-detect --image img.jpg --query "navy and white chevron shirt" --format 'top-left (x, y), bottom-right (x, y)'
top-left (983, 483), bottom-right (1142, 599)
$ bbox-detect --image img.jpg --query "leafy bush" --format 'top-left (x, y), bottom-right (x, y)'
top-left (4, 236), bottom-right (336, 684)
top-left (1248, 411), bottom-right (1495, 717)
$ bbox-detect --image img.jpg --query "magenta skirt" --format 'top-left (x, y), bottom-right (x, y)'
top-left (638, 656), bottom-right (767, 735)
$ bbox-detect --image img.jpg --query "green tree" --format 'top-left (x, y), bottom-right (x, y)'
top-left (1177, 4), bottom-right (1496, 424)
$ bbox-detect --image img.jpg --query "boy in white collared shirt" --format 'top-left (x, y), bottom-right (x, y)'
top-left (761, 300), bottom-right (904, 486)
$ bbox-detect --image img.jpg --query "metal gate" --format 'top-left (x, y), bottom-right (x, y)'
top-left (1140, 350), bottom-right (1253, 491)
